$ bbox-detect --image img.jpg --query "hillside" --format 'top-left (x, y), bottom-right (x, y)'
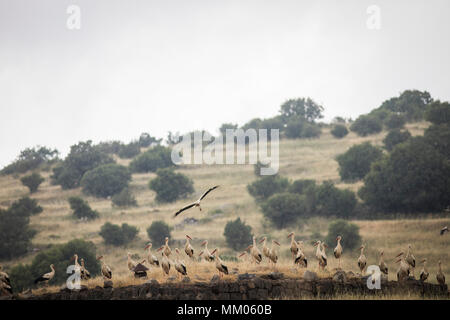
top-left (1, 121), bottom-right (449, 288)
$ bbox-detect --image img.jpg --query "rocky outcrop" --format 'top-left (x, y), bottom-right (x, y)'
top-left (5, 274), bottom-right (449, 300)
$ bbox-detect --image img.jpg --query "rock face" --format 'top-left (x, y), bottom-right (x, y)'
top-left (7, 274), bottom-right (448, 301)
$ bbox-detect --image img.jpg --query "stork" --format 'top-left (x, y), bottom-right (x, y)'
top-left (127, 252), bottom-right (138, 273)
top-left (357, 245), bottom-right (367, 274)
top-left (145, 243), bottom-right (160, 266)
top-left (294, 243), bottom-right (308, 268)
top-left (247, 236), bottom-right (262, 264)
top-left (333, 236), bottom-right (343, 269)
top-left (440, 226), bottom-right (449, 236)
top-left (0, 265), bottom-right (10, 287)
top-left (174, 248), bottom-right (187, 279)
top-left (436, 260), bottom-right (446, 285)
top-left (267, 240), bottom-right (280, 267)
top-left (405, 244), bottom-right (416, 277)
top-left (287, 232), bottom-right (298, 260)
top-left (419, 259), bottom-right (429, 282)
top-left (378, 251), bottom-right (388, 275)
top-left (163, 237), bottom-right (172, 257)
top-left (97, 256), bottom-right (112, 280)
top-left (314, 241), bottom-right (327, 270)
top-left (200, 240), bottom-right (215, 262)
top-left (259, 237), bottom-right (271, 261)
top-left (211, 248), bottom-right (229, 278)
top-left (395, 252), bottom-right (411, 281)
top-left (158, 247), bottom-right (171, 277)
top-left (34, 264), bottom-right (55, 286)
top-left (173, 186), bottom-right (220, 217)
top-left (184, 235), bottom-right (194, 258)
top-left (80, 258), bottom-right (90, 280)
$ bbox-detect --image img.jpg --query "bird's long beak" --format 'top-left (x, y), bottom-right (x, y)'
top-left (246, 245), bottom-right (253, 250)
top-left (97, 256), bottom-right (103, 260)
top-left (186, 235), bottom-right (192, 240)
top-left (313, 242), bottom-right (319, 247)
top-left (211, 249), bottom-right (217, 255)
top-left (238, 252), bottom-right (246, 258)
top-left (323, 244), bottom-right (328, 248)
top-left (199, 251), bottom-right (204, 256)
top-left (201, 241), bottom-right (207, 246)
top-left (395, 252), bottom-right (403, 258)
top-left (274, 241), bottom-right (280, 246)
top-left (421, 259), bottom-right (426, 263)
top-left (287, 232), bottom-right (293, 238)
top-left (156, 247), bottom-right (163, 252)
top-left (144, 244), bottom-right (150, 249)
top-left (259, 238), bottom-right (265, 244)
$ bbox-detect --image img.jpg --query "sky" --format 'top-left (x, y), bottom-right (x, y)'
top-left (1, 0), bottom-right (450, 167)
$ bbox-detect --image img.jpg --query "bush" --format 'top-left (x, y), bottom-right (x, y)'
top-left (261, 193), bottom-right (308, 229)
top-left (118, 141), bottom-right (141, 159)
top-left (284, 119), bottom-right (304, 139)
top-left (129, 145), bottom-right (173, 173)
top-left (325, 220), bottom-right (362, 250)
top-left (80, 164), bottom-right (131, 198)
top-left (111, 188), bottom-right (137, 207)
top-left (147, 221), bottom-right (171, 247)
top-left (384, 113), bottom-right (406, 129)
top-left (289, 179), bottom-right (316, 195)
top-left (1, 146), bottom-right (59, 175)
top-left (51, 141), bottom-right (114, 189)
top-left (94, 140), bottom-right (123, 155)
top-left (247, 175), bottom-right (290, 201)
top-left (68, 197), bottom-right (99, 220)
top-left (350, 115), bottom-right (383, 136)
top-left (149, 168), bottom-right (194, 203)
top-left (331, 124), bottom-right (349, 138)
top-left (359, 137), bottom-right (450, 213)
top-left (9, 239), bottom-right (100, 292)
top-left (336, 142), bottom-right (383, 181)
top-left (279, 97), bottom-right (324, 122)
top-left (0, 198), bottom-right (41, 260)
top-left (139, 133), bottom-right (162, 148)
top-left (314, 181), bottom-right (357, 218)
top-left (301, 123), bottom-right (321, 138)
top-left (425, 100), bottom-right (450, 124)
top-left (223, 218), bottom-right (253, 251)
top-left (424, 124), bottom-right (450, 159)
top-left (99, 222), bottom-right (138, 246)
top-left (383, 129), bottom-right (411, 151)
top-left (20, 172), bottom-right (45, 193)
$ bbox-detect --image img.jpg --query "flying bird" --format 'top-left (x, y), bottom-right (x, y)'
top-left (173, 186), bottom-right (220, 217)
top-left (440, 226), bottom-right (449, 236)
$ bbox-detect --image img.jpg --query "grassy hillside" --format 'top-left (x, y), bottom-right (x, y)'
top-left (1, 121), bottom-right (449, 288)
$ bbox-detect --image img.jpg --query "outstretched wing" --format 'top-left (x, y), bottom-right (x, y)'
top-left (199, 185), bottom-right (220, 201)
top-left (173, 202), bottom-right (197, 217)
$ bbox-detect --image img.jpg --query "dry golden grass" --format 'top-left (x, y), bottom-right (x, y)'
top-left (1, 121), bottom-right (449, 297)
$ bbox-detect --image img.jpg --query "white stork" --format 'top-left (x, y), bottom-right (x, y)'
top-left (34, 264), bottom-right (55, 286)
top-left (173, 186), bottom-right (220, 217)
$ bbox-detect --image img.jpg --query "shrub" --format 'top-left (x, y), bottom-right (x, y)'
top-left (247, 175), bottom-right (290, 201)
top-left (261, 193), bottom-right (308, 229)
top-left (99, 222), bottom-right (139, 246)
top-left (331, 124), bottom-right (349, 138)
top-left (284, 119), bottom-right (304, 139)
top-left (9, 239), bottom-right (100, 292)
top-left (425, 100), bottom-right (450, 124)
top-left (147, 221), bottom-right (171, 247)
top-left (350, 115), bottom-right (383, 136)
top-left (279, 97), bottom-right (324, 122)
top-left (336, 142), bottom-right (383, 181)
top-left (289, 179), bottom-right (316, 195)
top-left (314, 181), bottom-right (357, 218)
top-left (118, 141), bottom-right (141, 159)
top-left (384, 113), bottom-right (406, 129)
top-left (373, 90), bottom-right (433, 121)
top-left (301, 123), bottom-right (321, 138)
top-left (20, 172), bottom-right (45, 193)
top-left (325, 220), bottom-right (362, 250)
top-left (139, 133), bottom-right (162, 148)
top-left (0, 198), bottom-right (41, 260)
top-left (424, 124), bottom-right (450, 159)
top-left (51, 141), bottom-right (114, 189)
top-left (1, 146), bottom-right (59, 175)
top-left (219, 123), bottom-right (238, 136)
top-left (223, 218), bottom-right (253, 251)
top-left (359, 137), bottom-right (450, 213)
top-left (129, 145), bottom-right (173, 173)
top-left (80, 164), bottom-right (131, 198)
top-left (111, 188), bottom-right (137, 207)
top-left (94, 140), bottom-right (123, 155)
top-left (68, 197), bottom-right (99, 220)
top-left (253, 161), bottom-right (270, 176)
top-left (149, 168), bottom-right (194, 203)
top-left (383, 129), bottom-right (411, 151)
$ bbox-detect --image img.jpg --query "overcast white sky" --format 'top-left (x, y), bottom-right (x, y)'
top-left (1, 0), bottom-right (449, 167)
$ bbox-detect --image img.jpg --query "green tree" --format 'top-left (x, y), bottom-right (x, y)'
top-left (139, 133), bottom-right (162, 148)
top-left (149, 168), bottom-right (194, 203)
top-left (129, 145), bottom-right (173, 173)
top-left (51, 140), bottom-right (114, 189)
top-left (111, 187), bottom-right (137, 207)
top-left (359, 137), bottom-right (450, 213)
top-left (20, 172), bottom-right (45, 193)
top-left (350, 115), bottom-right (383, 137)
top-left (315, 181), bottom-right (357, 218)
top-left (118, 141), bottom-right (141, 159)
top-left (147, 221), bottom-right (171, 247)
top-left (423, 124), bottom-right (450, 159)
top-left (425, 100), bottom-right (450, 125)
top-left (223, 218), bottom-right (253, 251)
top-left (336, 142), bottom-right (383, 181)
top-left (288, 179), bottom-right (316, 195)
top-left (247, 175), bottom-right (290, 201)
top-left (384, 113), bottom-right (406, 129)
top-left (68, 197), bottom-right (99, 220)
top-left (80, 164), bottom-right (131, 198)
top-left (1, 146), bottom-right (59, 175)
top-left (219, 123), bottom-right (238, 136)
top-left (279, 97), bottom-right (324, 122)
top-left (383, 129), bottom-right (411, 151)
top-left (261, 193), bottom-right (308, 229)
top-left (99, 222), bottom-right (139, 246)
top-left (331, 124), bottom-right (349, 138)
top-left (325, 220), bottom-right (362, 250)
